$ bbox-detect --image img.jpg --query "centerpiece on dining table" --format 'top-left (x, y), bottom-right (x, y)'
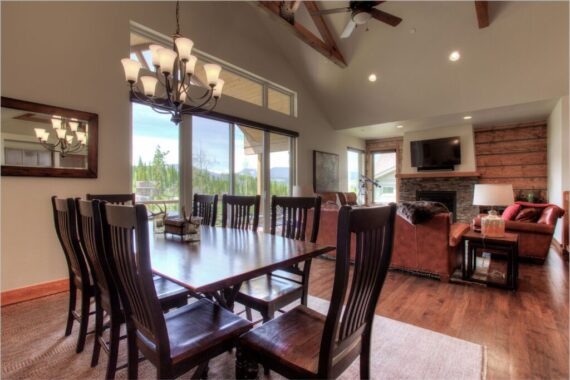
top-left (163, 207), bottom-right (202, 242)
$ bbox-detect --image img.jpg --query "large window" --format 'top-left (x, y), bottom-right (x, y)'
top-left (372, 151), bottom-right (397, 203)
top-left (347, 148), bottom-right (365, 204)
top-left (131, 103), bottom-right (179, 213)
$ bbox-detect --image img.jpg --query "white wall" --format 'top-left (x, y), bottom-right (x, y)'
top-left (401, 124), bottom-right (476, 173)
top-left (547, 95), bottom-right (570, 242)
top-left (0, 2), bottom-right (364, 291)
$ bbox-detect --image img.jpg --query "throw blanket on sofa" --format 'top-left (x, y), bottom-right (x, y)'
top-left (397, 201), bottom-right (449, 225)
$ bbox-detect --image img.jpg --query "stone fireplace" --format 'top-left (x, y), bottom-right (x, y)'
top-left (400, 175), bottom-right (479, 223)
top-left (416, 190), bottom-right (457, 222)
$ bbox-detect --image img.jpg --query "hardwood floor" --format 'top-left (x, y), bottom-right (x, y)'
top-left (308, 251), bottom-right (569, 380)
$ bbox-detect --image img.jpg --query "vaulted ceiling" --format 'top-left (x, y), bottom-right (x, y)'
top-left (252, 1), bottom-right (569, 137)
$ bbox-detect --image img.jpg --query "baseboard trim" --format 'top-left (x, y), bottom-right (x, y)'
top-left (1, 278), bottom-right (69, 307)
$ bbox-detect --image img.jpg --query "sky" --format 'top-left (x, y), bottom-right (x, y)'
top-left (132, 103), bottom-right (290, 173)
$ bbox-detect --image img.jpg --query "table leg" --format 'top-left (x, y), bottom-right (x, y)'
top-left (207, 282), bottom-right (242, 312)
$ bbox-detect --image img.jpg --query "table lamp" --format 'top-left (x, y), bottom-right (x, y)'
top-left (473, 184), bottom-right (514, 237)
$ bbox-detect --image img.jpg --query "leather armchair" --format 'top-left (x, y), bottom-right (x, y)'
top-left (391, 213), bottom-right (470, 282)
top-left (472, 204), bottom-right (565, 262)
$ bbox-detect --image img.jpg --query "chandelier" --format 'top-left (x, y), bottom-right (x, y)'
top-left (33, 116), bottom-right (88, 157)
top-left (120, 2), bottom-right (224, 124)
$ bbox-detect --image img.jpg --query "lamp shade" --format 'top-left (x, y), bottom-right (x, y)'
top-left (68, 119), bottom-right (80, 132)
top-left (121, 58), bottom-right (141, 83)
top-left (148, 44), bottom-right (163, 67)
top-left (293, 185), bottom-right (314, 197)
top-left (213, 79), bottom-right (224, 98)
top-left (174, 37), bottom-right (194, 61)
top-left (473, 184), bottom-right (514, 206)
top-left (140, 76), bottom-right (158, 96)
top-left (203, 63), bottom-right (221, 86)
top-left (185, 55), bottom-right (197, 74)
top-left (34, 128), bottom-right (46, 138)
top-left (158, 48), bottom-right (177, 75)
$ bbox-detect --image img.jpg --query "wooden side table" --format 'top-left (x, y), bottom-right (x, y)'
top-left (461, 230), bottom-right (519, 290)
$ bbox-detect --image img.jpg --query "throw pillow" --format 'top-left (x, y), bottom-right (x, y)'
top-left (501, 204), bottom-right (521, 221)
top-left (514, 208), bottom-right (538, 223)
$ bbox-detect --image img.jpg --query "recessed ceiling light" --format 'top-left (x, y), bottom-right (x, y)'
top-left (463, 115), bottom-right (472, 120)
top-left (449, 51), bottom-right (461, 62)
top-left (368, 74), bottom-right (377, 82)
top-left (396, 125), bottom-right (404, 129)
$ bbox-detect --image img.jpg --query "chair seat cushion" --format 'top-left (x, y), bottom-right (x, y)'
top-left (154, 275), bottom-right (190, 304)
top-left (166, 299), bottom-right (252, 364)
top-left (240, 305), bottom-right (325, 376)
top-left (238, 275), bottom-right (303, 304)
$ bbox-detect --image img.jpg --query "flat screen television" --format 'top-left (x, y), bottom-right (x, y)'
top-left (410, 137), bottom-right (461, 170)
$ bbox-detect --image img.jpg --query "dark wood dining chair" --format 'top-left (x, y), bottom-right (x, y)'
top-left (221, 194), bottom-right (261, 231)
top-left (76, 199), bottom-right (190, 380)
top-left (192, 193), bottom-right (218, 227)
top-left (86, 193), bottom-right (136, 205)
top-left (236, 196), bottom-right (321, 323)
top-left (101, 203), bottom-right (252, 379)
top-left (51, 196), bottom-right (95, 354)
top-left (236, 204), bottom-right (397, 379)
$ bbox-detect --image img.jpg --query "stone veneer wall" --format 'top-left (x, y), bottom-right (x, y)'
top-left (400, 177), bottom-right (479, 223)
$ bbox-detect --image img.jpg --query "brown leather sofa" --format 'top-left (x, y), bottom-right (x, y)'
top-left (308, 207), bottom-right (469, 282)
top-left (391, 213), bottom-right (470, 282)
top-left (473, 203), bottom-right (565, 262)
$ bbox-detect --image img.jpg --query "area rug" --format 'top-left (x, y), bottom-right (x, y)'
top-left (1, 293), bottom-right (486, 379)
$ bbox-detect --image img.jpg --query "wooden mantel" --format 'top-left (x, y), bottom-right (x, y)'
top-left (397, 171), bottom-right (481, 179)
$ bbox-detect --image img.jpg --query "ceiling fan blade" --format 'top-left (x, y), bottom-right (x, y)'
top-left (369, 8), bottom-right (402, 26)
top-left (311, 7), bottom-right (351, 16)
top-left (340, 20), bottom-right (357, 39)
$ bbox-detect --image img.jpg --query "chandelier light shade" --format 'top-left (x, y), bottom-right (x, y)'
top-left (121, 1), bottom-right (223, 124)
top-left (34, 116), bottom-right (89, 157)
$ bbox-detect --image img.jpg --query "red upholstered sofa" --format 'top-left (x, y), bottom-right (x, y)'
top-left (307, 206), bottom-right (469, 281)
top-left (473, 201), bottom-right (565, 262)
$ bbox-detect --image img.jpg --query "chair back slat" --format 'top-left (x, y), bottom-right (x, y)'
top-left (76, 199), bottom-right (120, 310)
top-left (192, 194), bottom-right (218, 227)
top-left (51, 197), bottom-right (91, 288)
top-left (270, 196), bottom-right (321, 243)
top-left (319, 204), bottom-right (396, 376)
top-left (101, 203), bottom-right (169, 356)
top-left (86, 193), bottom-right (135, 205)
top-left (222, 195), bottom-right (261, 231)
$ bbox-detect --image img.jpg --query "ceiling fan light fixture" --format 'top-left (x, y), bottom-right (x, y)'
top-left (352, 10), bottom-right (372, 25)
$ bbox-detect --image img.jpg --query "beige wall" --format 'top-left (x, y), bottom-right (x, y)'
top-left (547, 95), bottom-right (570, 242)
top-left (1, 2), bottom-right (364, 291)
top-left (401, 124), bottom-right (476, 174)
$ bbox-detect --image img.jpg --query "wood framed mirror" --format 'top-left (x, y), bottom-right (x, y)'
top-left (1, 97), bottom-right (98, 178)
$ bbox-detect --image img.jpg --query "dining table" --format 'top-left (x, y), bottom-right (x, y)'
top-left (150, 226), bottom-right (335, 311)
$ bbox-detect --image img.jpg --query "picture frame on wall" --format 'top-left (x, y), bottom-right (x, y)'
top-left (313, 150), bottom-right (339, 193)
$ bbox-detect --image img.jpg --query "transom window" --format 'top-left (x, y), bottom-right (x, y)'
top-left (130, 24), bottom-right (296, 116)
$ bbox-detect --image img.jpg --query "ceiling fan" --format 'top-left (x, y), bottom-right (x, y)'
top-left (311, 1), bottom-right (402, 39)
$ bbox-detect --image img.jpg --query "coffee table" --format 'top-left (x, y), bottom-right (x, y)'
top-left (461, 230), bottom-right (519, 290)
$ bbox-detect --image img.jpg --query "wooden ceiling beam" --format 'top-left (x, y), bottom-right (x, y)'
top-left (474, 1), bottom-right (490, 29)
top-left (257, 1), bottom-right (347, 68)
